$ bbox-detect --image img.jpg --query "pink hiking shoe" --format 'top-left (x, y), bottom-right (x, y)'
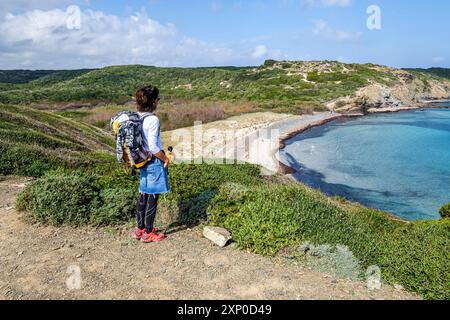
top-left (133, 228), bottom-right (146, 240)
top-left (141, 229), bottom-right (165, 243)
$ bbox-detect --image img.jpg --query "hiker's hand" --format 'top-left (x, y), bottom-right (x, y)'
top-left (164, 159), bottom-right (170, 168)
top-left (155, 151), bottom-right (170, 168)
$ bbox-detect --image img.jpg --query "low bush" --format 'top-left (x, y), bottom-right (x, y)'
top-left (208, 183), bottom-right (450, 300)
top-left (307, 71), bottom-right (320, 82)
top-left (0, 104), bottom-right (114, 177)
top-left (439, 203), bottom-right (450, 218)
top-left (264, 60), bottom-right (277, 67)
top-left (17, 163), bottom-right (263, 227)
top-left (91, 188), bottom-right (137, 226)
top-left (17, 170), bottom-right (139, 226)
top-left (0, 144), bottom-right (61, 177)
top-left (17, 170), bottom-right (99, 225)
top-left (16, 162), bottom-right (450, 299)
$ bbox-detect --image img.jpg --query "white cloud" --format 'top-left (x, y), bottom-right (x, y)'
top-left (313, 19), bottom-right (361, 41)
top-left (302, 0), bottom-right (351, 8)
top-left (0, 8), bottom-right (236, 69)
top-left (251, 45), bottom-right (282, 60)
top-left (252, 45), bottom-right (268, 59)
top-left (0, 0), bottom-right (88, 17)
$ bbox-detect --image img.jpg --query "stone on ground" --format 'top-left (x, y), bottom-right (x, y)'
top-left (203, 226), bottom-right (232, 247)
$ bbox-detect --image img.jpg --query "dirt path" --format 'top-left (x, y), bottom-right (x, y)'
top-left (0, 176), bottom-right (418, 300)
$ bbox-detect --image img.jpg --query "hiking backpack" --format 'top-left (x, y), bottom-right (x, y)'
top-left (110, 111), bottom-right (153, 171)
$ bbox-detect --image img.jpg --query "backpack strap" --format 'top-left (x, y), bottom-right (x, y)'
top-left (139, 113), bottom-right (155, 121)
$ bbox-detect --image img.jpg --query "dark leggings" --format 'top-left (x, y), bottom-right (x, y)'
top-left (136, 193), bottom-right (159, 233)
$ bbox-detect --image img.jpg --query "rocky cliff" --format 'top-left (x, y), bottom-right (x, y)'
top-left (327, 67), bottom-right (450, 113)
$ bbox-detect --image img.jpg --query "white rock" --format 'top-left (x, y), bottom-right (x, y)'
top-left (394, 284), bottom-right (404, 291)
top-left (203, 226), bottom-right (232, 247)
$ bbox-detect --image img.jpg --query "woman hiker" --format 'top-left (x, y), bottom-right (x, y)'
top-left (133, 85), bottom-right (170, 243)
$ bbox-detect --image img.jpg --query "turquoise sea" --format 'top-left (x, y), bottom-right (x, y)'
top-left (279, 106), bottom-right (450, 220)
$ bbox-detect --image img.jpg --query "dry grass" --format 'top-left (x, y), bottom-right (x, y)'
top-left (83, 106), bottom-right (124, 128)
top-left (54, 99), bottom-right (261, 131)
top-left (158, 99), bottom-right (260, 130)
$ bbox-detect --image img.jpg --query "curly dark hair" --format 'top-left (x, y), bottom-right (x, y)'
top-left (135, 85), bottom-right (160, 112)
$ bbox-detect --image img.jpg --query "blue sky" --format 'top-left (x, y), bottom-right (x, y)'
top-left (0, 0), bottom-right (449, 69)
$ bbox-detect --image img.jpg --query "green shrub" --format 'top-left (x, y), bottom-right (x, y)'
top-left (90, 188), bottom-right (137, 226)
top-left (1, 63), bottom-right (447, 115)
top-left (264, 60), bottom-right (277, 67)
top-left (17, 170), bottom-right (99, 225)
top-left (14, 159), bottom-right (450, 299)
top-left (0, 105), bottom-right (114, 177)
top-left (93, 168), bottom-right (140, 189)
top-left (208, 183), bottom-right (450, 300)
top-left (16, 163), bottom-right (263, 228)
top-left (0, 144), bottom-right (60, 177)
top-left (378, 220), bottom-right (449, 300)
top-left (307, 71), bottom-right (320, 82)
top-left (439, 203), bottom-right (450, 218)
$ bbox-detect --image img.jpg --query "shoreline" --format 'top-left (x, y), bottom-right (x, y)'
top-left (275, 104), bottom-right (450, 174)
top-left (422, 99), bottom-right (450, 104)
top-left (271, 103), bottom-right (450, 223)
top-left (166, 103), bottom-right (449, 177)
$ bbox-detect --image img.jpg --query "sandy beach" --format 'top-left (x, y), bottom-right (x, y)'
top-left (163, 111), bottom-right (341, 174)
top-left (163, 102), bottom-right (449, 177)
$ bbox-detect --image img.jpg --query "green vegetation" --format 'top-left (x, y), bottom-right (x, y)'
top-left (6, 108), bottom-right (447, 299)
top-left (16, 169), bottom-right (138, 226)
top-left (16, 163), bottom-right (262, 227)
top-left (17, 170), bottom-right (99, 225)
top-left (0, 70), bottom-right (60, 84)
top-left (3, 61), bottom-right (445, 114)
top-left (439, 203), bottom-right (450, 219)
top-left (2, 61), bottom-right (449, 300)
top-left (0, 69), bottom-right (92, 84)
top-left (406, 67), bottom-right (450, 80)
top-left (0, 104), bottom-right (114, 176)
top-left (209, 183), bottom-right (449, 300)
top-left (16, 160), bottom-right (450, 300)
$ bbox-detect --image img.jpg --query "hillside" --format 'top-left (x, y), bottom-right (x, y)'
top-left (0, 62), bottom-right (449, 300)
top-left (0, 69), bottom-right (92, 84)
top-left (0, 70), bottom-right (59, 84)
top-left (0, 104), bottom-right (114, 177)
top-left (0, 62), bottom-right (448, 114)
top-left (405, 68), bottom-right (450, 80)
top-left (0, 106), bottom-right (446, 299)
top-left (1, 175), bottom-right (421, 300)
